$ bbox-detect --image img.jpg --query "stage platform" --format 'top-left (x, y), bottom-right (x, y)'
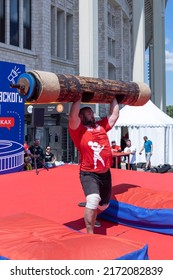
top-left (0, 164), bottom-right (173, 260)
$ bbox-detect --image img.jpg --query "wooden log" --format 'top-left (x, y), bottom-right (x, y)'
top-left (16, 70), bottom-right (151, 106)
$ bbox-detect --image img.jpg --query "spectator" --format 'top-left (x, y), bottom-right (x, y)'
top-left (111, 140), bottom-right (121, 168)
top-left (44, 146), bottom-right (57, 168)
top-left (29, 139), bottom-right (44, 169)
top-left (111, 140), bottom-right (121, 152)
top-left (139, 136), bottom-right (153, 171)
top-left (124, 139), bottom-right (137, 170)
top-left (24, 143), bottom-right (32, 170)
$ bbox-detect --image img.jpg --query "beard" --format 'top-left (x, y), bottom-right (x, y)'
top-left (82, 116), bottom-right (96, 126)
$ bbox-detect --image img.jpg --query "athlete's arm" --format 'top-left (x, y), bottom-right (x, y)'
top-left (108, 98), bottom-right (119, 128)
top-left (69, 97), bottom-right (82, 130)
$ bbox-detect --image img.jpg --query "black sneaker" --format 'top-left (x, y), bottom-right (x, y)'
top-left (94, 220), bottom-right (101, 227)
top-left (78, 202), bottom-right (86, 207)
top-left (143, 167), bottom-right (150, 172)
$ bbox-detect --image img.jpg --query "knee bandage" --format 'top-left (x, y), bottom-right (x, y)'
top-left (86, 194), bottom-right (101, 210)
top-left (98, 203), bottom-right (109, 211)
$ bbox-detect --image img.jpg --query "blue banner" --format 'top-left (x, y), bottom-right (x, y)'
top-left (0, 61), bottom-right (25, 174)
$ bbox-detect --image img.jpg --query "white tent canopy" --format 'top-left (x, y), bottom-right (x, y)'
top-left (107, 100), bottom-right (173, 166)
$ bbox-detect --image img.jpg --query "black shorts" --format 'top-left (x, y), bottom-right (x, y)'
top-left (80, 169), bottom-right (112, 206)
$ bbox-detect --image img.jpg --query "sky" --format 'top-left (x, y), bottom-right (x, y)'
top-left (145, 0), bottom-right (173, 106)
top-left (165, 0), bottom-right (173, 105)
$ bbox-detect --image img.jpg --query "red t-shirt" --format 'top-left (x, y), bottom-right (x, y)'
top-left (111, 145), bottom-right (121, 152)
top-left (112, 145), bottom-right (121, 165)
top-left (69, 117), bottom-right (113, 172)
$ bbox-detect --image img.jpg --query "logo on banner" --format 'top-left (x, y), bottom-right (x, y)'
top-left (0, 117), bottom-right (15, 130)
top-left (56, 104), bottom-right (64, 113)
top-left (7, 66), bottom-right (21, 84)
top-left (0, 61), bottom-right (25, 174)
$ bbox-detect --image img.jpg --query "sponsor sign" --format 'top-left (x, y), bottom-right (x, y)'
top-left (0, 61), bottom-right (25, 174)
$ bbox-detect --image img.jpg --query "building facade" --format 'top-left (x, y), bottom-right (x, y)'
top-left (0, 0), bottom-right (167, 162)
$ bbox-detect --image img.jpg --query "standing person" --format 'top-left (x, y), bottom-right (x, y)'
top-left (139, 136), bottom-right (153, 171)
top-left (24, 143), bottom-right (33, 170)
top-left (29, 139), bottom-right (44, 169)
top-left (44, 146), bottom-right (57, 168)
top-left (124, 139), bottom-right (137, 170)
top-left (111, 140), bottom-right (121, 152)
top-left (68, 97), bottom-right (119, 234)
top-left (111, 140), bottom-right (121, 168)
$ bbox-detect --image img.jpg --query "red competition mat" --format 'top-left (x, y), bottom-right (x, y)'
top-left (0, 213), bottom-right (148, 260)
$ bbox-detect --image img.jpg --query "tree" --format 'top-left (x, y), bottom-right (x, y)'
top-left (166, 106), bottom-right (173, 118)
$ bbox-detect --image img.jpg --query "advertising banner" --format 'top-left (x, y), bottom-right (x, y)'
top-left (0, 61), bottom-right (25, 174)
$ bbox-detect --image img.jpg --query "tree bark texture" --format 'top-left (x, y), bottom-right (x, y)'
top-left (17, 71), bottom-right (151, 106)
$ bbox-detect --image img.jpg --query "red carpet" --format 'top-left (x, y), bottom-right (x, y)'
top-left (0, 164), bottom-right (173, 260)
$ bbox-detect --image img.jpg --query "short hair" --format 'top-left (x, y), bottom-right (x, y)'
top-left (125, 139), bottom-right (131, 142)
top-left (79, 107), bottom-right (92, 116)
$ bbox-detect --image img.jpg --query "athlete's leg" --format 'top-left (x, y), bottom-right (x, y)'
top-left (85, 193), bottom-right (101, 234)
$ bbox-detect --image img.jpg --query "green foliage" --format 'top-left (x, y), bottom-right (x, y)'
top-left (166, 106), bottom-right (173, 118)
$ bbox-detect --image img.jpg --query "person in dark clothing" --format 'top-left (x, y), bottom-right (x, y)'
top-left (29, 139), bottom-right (44, 169)
top-left (44, 146), bottom-right (56, 168)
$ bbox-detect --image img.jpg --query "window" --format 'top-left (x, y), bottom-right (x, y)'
top-left (108, 11), bottom-right (115, 29)
top-left (66, 13), bottom-right (73, 60)
top-left (108, 62), bottom-right (116, 80)
top-left (23, 0), bottom-right (31, 49)
top-left (112, 39), bottom-right (115, 57)
top-left (112, 15), bottom-right (115, 28)
top-left (10, 0), bottom-right (19, 46)
top-left (108, 37), bottom-right (111, 56)
top-left (108, 37), bottom-right (115, 58)
top-left (57, 9), bottom-right (65, 58)
top-left (0, 0), bottom-right (5, 43)
top-left (51, 5), bottom-right (73, 60)
top-left (108, 12), bottom-right (111, 26)
top-left (51, 6), bottom-right (56, 56)
top-left (0, 0), bottom-right (31, 49)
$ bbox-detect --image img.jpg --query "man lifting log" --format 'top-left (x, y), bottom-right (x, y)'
top-left (68, 96), bottom-right (119, 234)
top-left (11, 70), bottom-right (151, 233)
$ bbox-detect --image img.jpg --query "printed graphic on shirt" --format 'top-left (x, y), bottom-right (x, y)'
top-left (88, 141), bottom-right (105, 169)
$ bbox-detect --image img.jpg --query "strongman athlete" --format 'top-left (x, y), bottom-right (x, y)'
top-left (68, 97), bottom-right (119, 234)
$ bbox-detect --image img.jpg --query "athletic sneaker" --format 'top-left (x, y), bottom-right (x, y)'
top-left (143, 167), bottom-right (150, 172)
top-left (94, 220), bottom-right (101, 227)
top-left (78, 202), bottom-right (86, 207)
